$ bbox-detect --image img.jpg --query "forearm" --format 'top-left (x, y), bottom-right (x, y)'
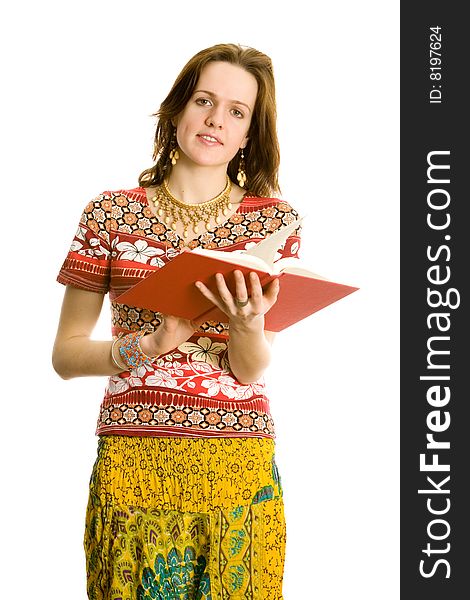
top-left (52, 335), bottom-right (124, 380)
top-left (53, 302), bottom-right (201, 381)
top-left (228, 319), bottom-right (272, 384)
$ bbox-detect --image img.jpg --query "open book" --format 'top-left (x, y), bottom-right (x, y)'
top-left (115, 218), bottom-right (358, 332)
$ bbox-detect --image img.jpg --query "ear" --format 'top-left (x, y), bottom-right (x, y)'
top-left (240, 136), bottom-right (249, 150)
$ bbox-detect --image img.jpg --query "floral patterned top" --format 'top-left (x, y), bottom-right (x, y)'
top-left (57, 187), bottom-right (301, 439)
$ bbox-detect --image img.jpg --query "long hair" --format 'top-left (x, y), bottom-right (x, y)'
top-left (138, 43), bottom-right (280, 198)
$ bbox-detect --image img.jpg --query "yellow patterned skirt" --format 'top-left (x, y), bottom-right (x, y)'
top-left (85, 436), bottom-right (286, 599)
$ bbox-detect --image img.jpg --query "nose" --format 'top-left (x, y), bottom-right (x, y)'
top-left (205, 106), bottom-right (224, 129)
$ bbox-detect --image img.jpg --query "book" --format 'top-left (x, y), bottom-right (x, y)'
top-left (114, 218), bottom-right (359, 332)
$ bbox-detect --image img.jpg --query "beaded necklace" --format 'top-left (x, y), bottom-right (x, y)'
top-left (151, 176), bottom-right (233, 239)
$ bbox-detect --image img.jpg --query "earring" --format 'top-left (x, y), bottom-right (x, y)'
top-left (169, 129), bottom-right (179, 165)
top-left (237, 149), bottom-right (247, 188)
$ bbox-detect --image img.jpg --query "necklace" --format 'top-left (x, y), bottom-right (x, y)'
top-left (151, 176), bottom-right (233, 239)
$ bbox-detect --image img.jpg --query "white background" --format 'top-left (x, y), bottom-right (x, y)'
top-left (1, 1), bottom-right (399, 598)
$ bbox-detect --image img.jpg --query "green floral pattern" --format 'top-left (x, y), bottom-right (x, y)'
top-left (137, 548), bottom-right (210, 599)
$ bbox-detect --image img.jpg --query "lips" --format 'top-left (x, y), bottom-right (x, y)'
top-left (197, 133), bottom-right (223, 145)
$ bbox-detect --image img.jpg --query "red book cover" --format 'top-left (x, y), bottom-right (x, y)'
top-left (114, 248), bottom-right (358, 332)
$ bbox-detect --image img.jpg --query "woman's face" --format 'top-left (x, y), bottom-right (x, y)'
top-left (174, 61), bottom-right (258, 170)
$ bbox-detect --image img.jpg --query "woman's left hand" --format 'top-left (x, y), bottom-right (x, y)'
top-left (195, 270), bottom-right (280, 330)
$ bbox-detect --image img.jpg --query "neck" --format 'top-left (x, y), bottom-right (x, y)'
top-left (166, 161), bottom-right (229, 204)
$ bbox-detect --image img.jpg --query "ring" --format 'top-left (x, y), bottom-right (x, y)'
top-left (235, 297), bottom-right (249, 308)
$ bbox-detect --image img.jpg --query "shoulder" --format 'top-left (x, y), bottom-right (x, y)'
top-left (81, 187), bottom-right (145, 214)
top-left (240, 195), bottom-right (301, 225)
top-left (79, 187), bottom-right (147, 237)
top-left (242, 195), bottom-right (299, 214)
top-left (98, 187), bottom-right (146, 206)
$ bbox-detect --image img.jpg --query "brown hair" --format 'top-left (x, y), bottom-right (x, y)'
top-left (138, 43), bottom-right (280, 197)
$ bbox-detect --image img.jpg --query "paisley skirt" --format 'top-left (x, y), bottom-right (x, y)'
top-left (84, 436), bottom-right (286, 599)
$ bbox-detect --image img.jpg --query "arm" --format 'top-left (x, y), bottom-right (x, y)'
top-left (52, 286), bottom-right (202, 380)
top-left (195, 270), bottom-right (279, 384)
top-left (52, 286), bottom-right (119, 379)
top-left (228, 321), bottom-right (276, 385)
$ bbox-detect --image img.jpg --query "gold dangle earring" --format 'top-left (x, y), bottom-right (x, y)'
top-left (237, 149), bottom-right (247, 188)
top-left (169, 129), bottom-right (180, 166)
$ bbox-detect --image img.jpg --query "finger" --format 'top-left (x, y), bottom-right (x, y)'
top-left (213, 272), bottom-right (236, 306)
top-left (263, 277), bottom-right (280, 306)
top-left (194, 280), bottom-right (219, 306)
top-left (248, 271), bottom-right (263, 309)
top-left (159, 313), bottom-right (174, 328)
top-left (234, 270), bottom-right (249, 303)
top-left (195, 279), bottom-right (231, 313)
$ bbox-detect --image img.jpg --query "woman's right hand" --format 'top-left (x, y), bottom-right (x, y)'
top-left (140, 314), bottom-right (202, 358)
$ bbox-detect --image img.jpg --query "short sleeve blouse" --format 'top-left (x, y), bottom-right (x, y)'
top-left (57, 187), bottom-right (302, 439)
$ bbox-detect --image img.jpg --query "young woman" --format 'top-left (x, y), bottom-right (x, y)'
top-left (53, 43), bottom-right (301, 599)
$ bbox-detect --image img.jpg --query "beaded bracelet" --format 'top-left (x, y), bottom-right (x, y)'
top-left (118, 330), bottom-right (160, 369)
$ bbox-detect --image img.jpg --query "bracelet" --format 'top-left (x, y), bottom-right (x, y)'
top-left (111, 337), bottom-right (127, 371)
top-left (118, 330), bottom-right (160, 369)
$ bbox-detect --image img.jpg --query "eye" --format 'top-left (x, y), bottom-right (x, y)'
top-left (195, 97), bottom-right (212, 106)
top-left (231, 108), bottom-right (244, 118)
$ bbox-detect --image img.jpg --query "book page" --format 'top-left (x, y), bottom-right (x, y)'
top-left (273, 256), bottom-right (330, 279)
top-left (190, 247), bottom-right (329, 280)
top-left (190, 247), bottom-right (274, 273)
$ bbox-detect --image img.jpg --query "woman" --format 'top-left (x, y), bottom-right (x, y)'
top-left (53, 43), bottom-right (301, 599)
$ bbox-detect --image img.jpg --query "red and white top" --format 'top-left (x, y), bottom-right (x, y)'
top-left (57, 187), bottom-right (301, 439)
